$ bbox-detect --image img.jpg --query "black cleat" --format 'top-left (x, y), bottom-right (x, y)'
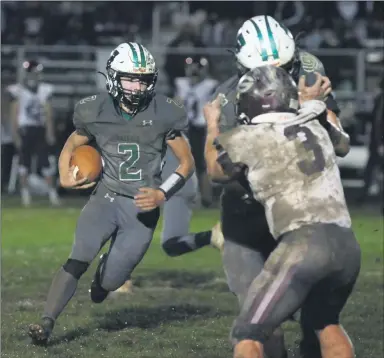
top-left (29, 317), bottom-right (54, 346)
top-left (90, 253), bottom-right (109, 303)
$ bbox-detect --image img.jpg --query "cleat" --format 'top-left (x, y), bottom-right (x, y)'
top-left (29, 317), bottom-right (54, 346)
top-left (90, 253), bottom-right (109, 303)
top-left (114, 280), bottom-right (133, 294)
top-left (210, 222), bottom-right (224, 252)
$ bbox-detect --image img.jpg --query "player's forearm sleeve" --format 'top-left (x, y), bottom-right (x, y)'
top-left (159, 172), bottom-right (186, 200)
top-left (324, 120), bottom-right (350, 158)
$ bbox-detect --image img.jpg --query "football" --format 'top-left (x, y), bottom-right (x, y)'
top-left (70, 145), bottom-right (102, 182)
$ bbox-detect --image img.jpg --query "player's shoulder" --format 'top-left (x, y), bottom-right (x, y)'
top-left (298, 50), bottom-right (325, 75)
top-left (217, 126), bottom-right (242, 147)
top-left (74, 91), bottom-right (110, 120)
top-left (6, 83), bottom-right (22, 99)
top-left (151, 93), bottom-right (187, 131)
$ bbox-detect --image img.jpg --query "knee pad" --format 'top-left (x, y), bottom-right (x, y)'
top-left (161, 237), bottom-right (182, 257)
top-left (63, 259), bottom-right (89, 279)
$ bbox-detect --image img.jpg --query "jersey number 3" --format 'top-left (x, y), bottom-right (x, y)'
top-left (118, 143), bottom-right (142, 181)
top-left (284, 125), bottom-right (325, 176)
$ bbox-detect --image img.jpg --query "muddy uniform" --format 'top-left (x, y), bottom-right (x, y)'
top-left (71, 92), bottom-right (187, 290)
top-left (215, 50), bottom-right (341, 307)
top-left (214, 51), bottom-right (343, 356)
top-left (217, 100), bottom-right (360, 345)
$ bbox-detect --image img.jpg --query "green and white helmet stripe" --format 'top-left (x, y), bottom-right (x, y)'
top-left (235, 15), bottom-right (295, 70)
top-left (127, 42), bottom-right (147, 69)
top-left (264, 15), bottom-right (279, 60)
top-left (249, 18), bottom-right (268, 62)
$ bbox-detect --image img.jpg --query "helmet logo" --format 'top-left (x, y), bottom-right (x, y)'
top-left (133, 67), bottom-right (147, 73)
top-left (237, 74), bottom-right (255, 93)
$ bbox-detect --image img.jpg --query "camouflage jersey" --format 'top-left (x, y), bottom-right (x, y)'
top-left (217, 100), bottom-right (351, 239)
top-left (214, 50), bottom-right (341, 215)
top-left (73, 92), bottom-right (187, 197)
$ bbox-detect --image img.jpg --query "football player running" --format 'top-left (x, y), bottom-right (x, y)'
top-left (204, 15), bottom-right (351, 358)
top-left (206, 65), bottom-right (360, 358)
top-left (28, 42), bottom-right (195, 345)
top-left (8, 60), bottom-right (60, 207)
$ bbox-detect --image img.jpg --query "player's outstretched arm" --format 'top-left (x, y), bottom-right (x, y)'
top-left (203, 95), bottom-right (230, 181)
top-left (324, 109), bottom-right (350, 158)
top-left (58, 131), bottom-right (94, 189)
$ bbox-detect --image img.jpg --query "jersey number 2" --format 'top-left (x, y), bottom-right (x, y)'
top-left (284, 125), bottom-right (325, 176)
top-left (118, 143), bottom-right (142, 181)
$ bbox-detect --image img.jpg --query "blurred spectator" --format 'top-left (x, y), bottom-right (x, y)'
top-left (1, 85), bottom-right (15, 193)
top-left (275, 1), bottom-right (305, 34)
top-left (164, 22), bottom-right (206, 96)
top-left (334, 1), bottom-right (367, 48)
top-left (360, 75), bottom-right (384, 203)
top-left (174, 54), bottom-right (219, 206)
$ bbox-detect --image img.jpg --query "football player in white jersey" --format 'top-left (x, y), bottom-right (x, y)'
top-left (205, 15), bottom-right (351, 358)
top-left (8, 60), bottom-right (60, 207)
top-left (175, 54), bottom-right (219, 207)
top-left (205, 65), bottom-right (360, 358)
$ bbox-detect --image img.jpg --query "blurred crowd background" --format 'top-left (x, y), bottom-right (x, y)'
top-left (1, 1), bottom-right (383, 205)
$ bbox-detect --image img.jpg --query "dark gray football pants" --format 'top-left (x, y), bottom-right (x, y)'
top-left (230, 223), bottom-right (361, 345)
top-left (42, 182), bottom-right (159, 322)
top-left (71, 182), bottom-right (159, 290)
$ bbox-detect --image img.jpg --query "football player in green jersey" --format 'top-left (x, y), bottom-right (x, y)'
top-left (29, 42), bottom-right (195, 345)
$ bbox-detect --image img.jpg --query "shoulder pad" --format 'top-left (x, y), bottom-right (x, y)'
top-left (74, 93), bottom-right (105, 123)
top-left (6, 84), bottom-right (21, 100)
top-left (299, 51), bottom-right (325, 75)
top-left (77, 94), bottom-right (98, 106)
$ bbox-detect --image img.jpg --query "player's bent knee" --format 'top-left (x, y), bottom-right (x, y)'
top-left (100, 276), bottom-right (126, 292)
top-left (63, 259), bottom-right (89, 279)
top-left (231, 320), bottom-right (274, 346)
top-left (162, 238), bottom-right (181, 257)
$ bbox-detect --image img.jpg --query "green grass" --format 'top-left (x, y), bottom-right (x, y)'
top-left (1, 198), bottom-right (383, 358)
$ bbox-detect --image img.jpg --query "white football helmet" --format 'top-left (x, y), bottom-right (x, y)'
top-left (105, 42), bottom-right (158, 112)
top-left (235, 16), bottom-right (296, 73)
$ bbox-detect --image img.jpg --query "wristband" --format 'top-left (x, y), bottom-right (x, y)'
top-left (158, 172), bottom-right (186, 200)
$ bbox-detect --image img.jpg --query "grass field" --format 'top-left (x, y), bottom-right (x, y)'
top-left (1, 197), bottom-right (383, 358)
